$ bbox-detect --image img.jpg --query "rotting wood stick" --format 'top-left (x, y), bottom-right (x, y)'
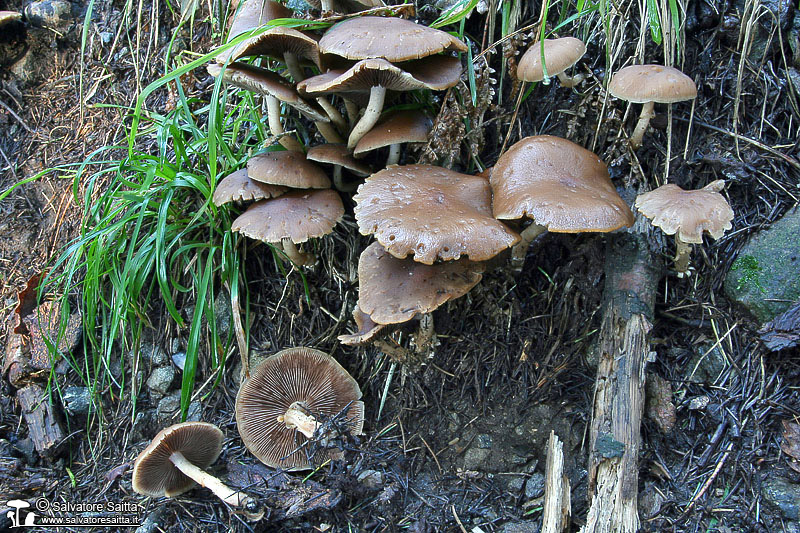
top-left (581, 214), bottom-right (661, 533)
top-left (542, 431), bottom-right (571, 533)
top-left (17, 384), bottom-right (65, 457)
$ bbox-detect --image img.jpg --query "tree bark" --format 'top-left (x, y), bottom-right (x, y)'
top-left (581, 217), bottom-right (661, 533)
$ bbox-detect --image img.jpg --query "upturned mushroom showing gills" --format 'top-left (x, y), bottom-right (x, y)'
top-left (132, 422), bottom-right (263, 521)
top-left (634, 180), bottom-right (733, 276)
top-left (608, 64), bottom-right (697, 149)
top-left (353, 164), bottom-right (520, 265)
top-left (236, 347), bottom-right (364, 471)
top-left (212, 168), bottom-right (287, 207)
top-left (491, 135), bottom-right (634, 269)
top-left (517, 37), bottom-right (586, 87)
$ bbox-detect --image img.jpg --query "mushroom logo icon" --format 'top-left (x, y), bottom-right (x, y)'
top-left (5, 499), bottom-right (36, 527)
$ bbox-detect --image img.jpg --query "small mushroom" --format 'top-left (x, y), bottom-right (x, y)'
top-left (132, 422), bottom-right (263, 521)
top-left (353, 110), bottom-right (432, 166)
top-left (247, 150), bottom-right (331, 189)
top-left (213, 168), bottom-right (287, 206)
top-left (634, 180), bottom-right (733, 276)
top-left (306, 144), bottom-right (372, 192)
top-left (231, 189), bottom-right (344, 266)
top-left (353, 164), bottom-right (520, 265)
top-left (235, 347), bottom-right (364, 471)
top-left (607, 64), bottom-right (697, 149)
top-left (491, 135), bottom-right (634, 269)
top-left (299, 56), bottom-right (462, 150)
top-left (517, 37), bottom-right (586, 87)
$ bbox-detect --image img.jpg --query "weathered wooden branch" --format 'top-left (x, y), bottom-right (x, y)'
top-left (581, 215), bottom-right (661, 533)
top-left (17, 384), bottom-right (65, 457)
top-left (542, 431), bottom-right (571, 533)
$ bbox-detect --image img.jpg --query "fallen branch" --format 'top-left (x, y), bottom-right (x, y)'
top-left (542, 431), bottom-right (571, 533)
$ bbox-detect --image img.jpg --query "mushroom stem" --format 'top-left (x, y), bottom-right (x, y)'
top-left (556, 70), bottom-right (585, 88)
top-left (281, 237), bottom-right (315, 266)
top-left (674, 236), bottom-right (692, 276)
top-left (280, 402), bottom-right (319, 439)
top-left (315, 120), bottom-right (345, 144)
top-left (316, 97), bottom-right (348, 133)
top-left (386, 143), bottom-right (401, 166)
top-left (510, 222), bottom-right (548, 270)
top-left (283, 52), bottom-right (305, 83)
top-left (347, 85), bottom-right (386, 150)
top-left (320, 0), bottom-right (333, 12)
top-left (413, 313), bottom-right (437, 356)
top-left (343, 98), bottom-right (360, 129)
top-left (266, 95), bottom-right (303, 152)
top-left (169, 451), bottom-right (245, 508)
top-left (630, 100), bottom-right (655, 149)
top-left (331, 165), bottom-right (357, 193)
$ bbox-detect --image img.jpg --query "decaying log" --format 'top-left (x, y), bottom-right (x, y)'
top-left (542, 431), bottom-right (571, 533)
top-left (17, 384), bottom-right (65, 457)
top-left (582, 218), bottom-right (661, 533)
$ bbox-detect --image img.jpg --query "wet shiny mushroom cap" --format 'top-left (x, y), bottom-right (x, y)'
top-left (491, 135), bottom-right (634, 232)
top-left (247, 151), bottom-right (331, 189)
top-left (231, 189), bottom-right (344, 244)
top-left (353, 111), bottom-right (432, 156)
top-left (132, 422), bottom-right (224, 497)
top-left (354, 164), bottom-right (520, 264)
top-left (608, 64), bottom-right (697, 104)
top-left (634, 180), bottom-right (733, 243)
top-left (356, 241), bottom-right (484, 325)
top-left (517, 37), bottom-right (586, 82)
top-left (298, 56), bottom-right (463, 95)
top-left (307, 144), bottom-right (372, 176)
top-left (213, 169), bottom-right (287, 206)
top-left (223, 27), bottom-right (321, 67)
top-left (319, 16), bottom-right (467, 63)
top-left (337, 304), bottom-right (385, 345)
top-left (216, 0), bottom-right (293, 62)
top-left (207, 62), bottom-right (328, 121)
top-left (235, 347), bottom-right (364, 470)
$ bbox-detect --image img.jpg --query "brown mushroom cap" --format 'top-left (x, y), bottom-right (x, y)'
top-left (213, 169), bottom-right (288, 206)
top-left (517, 37), bottom-right (586, 82)
top-left (337, 304), bottom-right (386, 345)
top-left (304, 0), bottom-right (384, 12)
top-left (354, 164), bottom-right (521, 264)
top-left (216, 0), bottom-right (293, 63)
top-left (223, 27), bottom-right (321, 68)
top-left (491, 135), bottom-right (634, 232)
top-left (235, 347), bottom-right (364, 470)
top-left (247, 150), bottom-right (331, 189)
top-left (207, 62), bottom-right (328, 121)
top-left (298, 56), bottom-right (462, 95)
top-left (0, 11), bottom-right (22, 26)
top-left (608, 64), bottom-right (697, 104)
top-left (306, 144), bottom-right (372, 176)
top-left (319, 16), bottom-right (467, 63)
top-left (356, 241), bottom-right (483, 325)
top-left (132, 422), bottom-right (224, 498)
top-left (634, 180), bottom-right (733, 243)
top-left (353, 110), bottom-right (432, 155)
top-left (231, 189), bottom-right (344, 244)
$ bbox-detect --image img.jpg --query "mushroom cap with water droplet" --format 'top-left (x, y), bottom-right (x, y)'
top-left (235, 347), bottom-right (363, 470)
top-left (517, 37), bottom-right (586, 82)
top-left (491, 135), bottom-right (634, 232)
top-left (634, 180), bottom-right (733, 243)
top-left (354, 164), bottom-right (520, 264)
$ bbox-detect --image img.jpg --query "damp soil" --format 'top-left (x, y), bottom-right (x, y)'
top-left (2, 0), bottom-right (800, 532)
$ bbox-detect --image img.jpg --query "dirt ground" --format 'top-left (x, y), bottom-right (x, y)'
top-left (2, 0), bottom-right (800, 531)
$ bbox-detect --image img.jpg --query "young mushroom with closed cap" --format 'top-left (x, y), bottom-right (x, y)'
top-left (132, 422), bottom-right (263, 521)
top-left (608, 64), bottom-right (697, 149)
top-left (236, 347), bottom-right (364, 471)
top-left (490, 135), bottom-right (634, 270)
top-left (634, 180), bottom-right (733, 276)
top-left (517, 37), bottom-right (586, 87)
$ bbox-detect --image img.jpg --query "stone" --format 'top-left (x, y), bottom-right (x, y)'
top-left (477, 434), bottom-right (493, 449)
top-left (505, 476), bottom-right (525, 493)
top-left (130, 410), bottom-right (155, 442)
top-left (464, 447), bottom-right (491, 471)
top-left (138, 343), bottom-right (167, 366)
top-left (762, 476), bottom-right (800, 520)
top-left (25, 0), bottom-right (72, 31)
top-left (135, 507), bottom-right (168, 533)
top-left (185, 400), bottom-right (202, 422)
top-left (684, 343), bottom-right (727, 383)
top-left (357, 469), bottom-right (383, 490)
top-left (524, 473), bottom-right (545, 499)
top-left (62, 387), bottom-right (91, 416)
top-left (146, 366), bottom-right (174, 396)
top-left (502, 521), bottom-right (540, 533)
top-left (157, 391), bottom-right (181, 423)
top-left (213, 290), bottom-right (230, 337)
top-left (725, 208), bottom-right (800, 323)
